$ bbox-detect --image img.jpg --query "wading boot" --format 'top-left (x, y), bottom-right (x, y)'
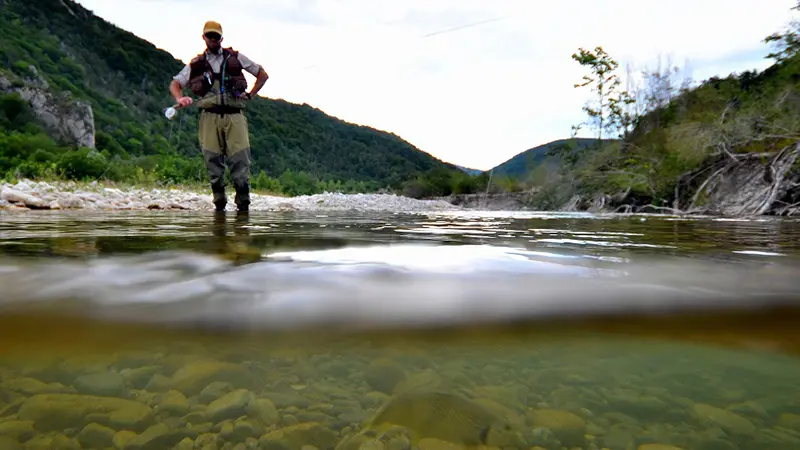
top-left (229, 149), bottom-right (252, 213)
top-left (212, 187), bottom-right (227, 212)
top-left (235, 184), bottom-right (250, 213)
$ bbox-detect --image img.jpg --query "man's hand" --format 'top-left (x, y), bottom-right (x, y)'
top-left (169, 80), bottom-right (192, 108)
top-left (238, 92), bottom-right (252, 101)
top-left (176, 96), bottom-right (193, 108)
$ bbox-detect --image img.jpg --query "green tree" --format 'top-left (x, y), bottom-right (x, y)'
top-left (571, 46), bottom-right (636, 140)
top-left (764, 1), bottom-right (800, 62)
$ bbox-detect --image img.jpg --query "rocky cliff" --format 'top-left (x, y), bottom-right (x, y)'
top-left (1, 68), bottom-right (95, 149)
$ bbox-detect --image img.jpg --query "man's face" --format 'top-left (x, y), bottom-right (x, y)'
top-left (203, 32), bottom-right (223, 52)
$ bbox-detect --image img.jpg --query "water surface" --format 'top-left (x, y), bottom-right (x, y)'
top-left (0, 209), bottom-right (798, 450)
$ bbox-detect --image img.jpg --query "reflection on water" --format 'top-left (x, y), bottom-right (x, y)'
top-left (0, 209), bottom-right (799, 450)
top-left (0, 210), bottom-right (798, 259)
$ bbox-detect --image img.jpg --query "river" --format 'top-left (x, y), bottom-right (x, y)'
top-left (0, 209), bottom-right (798, 450)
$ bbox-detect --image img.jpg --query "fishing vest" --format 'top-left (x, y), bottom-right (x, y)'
top-left (188, 48), bottom-right (249, 110)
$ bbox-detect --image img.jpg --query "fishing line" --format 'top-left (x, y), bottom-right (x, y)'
top-left (421, 16), bottom-right (507, 38)
top-left (160, 12), bottom-right (512, 152)
top-left (288, 15), bottom-right (509, 75)
top-left (483, 167), bottom-right (494, 209)
top-left (252, 15), bottom-right (511, 80)
top-left (167, 114), bottom-right (174, 146)
top-left (161, 14), bottom-right (509, 117)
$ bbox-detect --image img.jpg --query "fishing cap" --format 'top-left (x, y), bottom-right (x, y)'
top-left (203, 20), bottom-right (223, 36)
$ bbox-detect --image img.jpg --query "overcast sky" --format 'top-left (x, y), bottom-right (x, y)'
top-left (75, 0), bottom-right (798, 170)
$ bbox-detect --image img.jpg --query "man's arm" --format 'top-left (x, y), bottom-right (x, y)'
top-left (237, 53), bottom-right (269, 99)
top-left (171, 65), bottom-right (193, 107)
top-left (248, 67), bottom-right (269, 98)
top-left (170, 79), bottom-right (184, 101)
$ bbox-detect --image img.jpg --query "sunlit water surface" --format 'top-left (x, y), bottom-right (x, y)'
top-left (0, 209), bottom-right (798, 450)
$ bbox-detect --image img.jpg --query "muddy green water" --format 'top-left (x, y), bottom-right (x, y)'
top-left (0, 209), bottom-right (799, 450)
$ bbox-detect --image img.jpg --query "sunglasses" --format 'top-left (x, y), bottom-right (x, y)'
top-left (204, 33), bottom-right (222, 41)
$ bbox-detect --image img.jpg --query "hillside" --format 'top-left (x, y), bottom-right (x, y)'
top-left (488, 138), bottom-right (606, 179)
top-left (0, 0), bottom-right (462, 195)
top-left (563, 49), bottom-right (800, 215)
top-left (504, 4), bottom-right (800, 216)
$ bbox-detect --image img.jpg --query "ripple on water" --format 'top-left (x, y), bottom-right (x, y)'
top-left (0, 211), bottom-right (798, 450)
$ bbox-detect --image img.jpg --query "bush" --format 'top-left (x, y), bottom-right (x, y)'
top-left (251, 170), bottom-right (282, 193)
top-left (57, 147), bottom-right (109, 179)
top-left (11, 60), bottom-right (34, 77)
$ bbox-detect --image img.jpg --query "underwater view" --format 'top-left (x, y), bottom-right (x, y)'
top-left (0, 210), bottom-right (798, 450)
top-left (4, 0), bottom-right (800, 448)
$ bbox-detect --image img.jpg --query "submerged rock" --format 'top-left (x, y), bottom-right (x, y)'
top-left (122, 422), bottom-right (188, 450)
top-left (0, 436), bottom-right (21, 450)
top-left (363, 358), bottom-right (407, 395)
top-left (247, 397), bottom-right (280, 427)
top-left (22, 433), bottom-right (81, 449)
top-left (0, 420), bottom-right (35, 442)
top-left (692, 404), bottom-right (756, 436)
top-left (528, 408), bottom-right (587, 448)
top-left (74, 371), bottom-right (128, 397)
top-left (199, 381), bottom-right (234, 404)
top-left (16, 393), bottom-right (154, 432)
top-left (361, 391), bottom-right (523, 447)
top-left (638, 445), bottom-right (686, 450)
top-left (259, 422), bottom-right (338, 450)
top-left (169, 360), bottom-right (256, 397)
top-left (76, 422), bottom-right (116, 448)
top-left (121, 366), bottom-right (162, 390)
top-left (779, 413), bottom-right (800, 430)
top-left (156, 390), bottom-right (190, 417)
top-left (1, 377), bottom-right (74, 396)
top-left (113, 430), bottom-right (137, 449)
top-left (206, 389), bottom-right (255, 422)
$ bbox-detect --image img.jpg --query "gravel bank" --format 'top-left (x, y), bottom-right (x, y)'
top-left (0, 180), bottom-right (461, 213)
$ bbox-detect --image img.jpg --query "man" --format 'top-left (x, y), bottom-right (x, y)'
top-left (170, 20), bottom-right (269, 213)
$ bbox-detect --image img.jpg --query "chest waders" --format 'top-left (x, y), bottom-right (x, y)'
top-left (196, 52), bottom-right (252, 213)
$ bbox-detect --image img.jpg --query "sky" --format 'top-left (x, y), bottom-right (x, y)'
top-left (74, 0), bottom-right (799, 171)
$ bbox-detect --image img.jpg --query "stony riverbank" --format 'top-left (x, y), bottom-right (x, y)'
top-left (0, 180), bottom-right (460, 213)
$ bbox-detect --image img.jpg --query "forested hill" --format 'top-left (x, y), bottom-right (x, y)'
top-left (0, 0), bottom-right (462, 194)
top-left (516, 3), bottom-right (800, 216)
top-left (488, 138), bottom-right (604, 179)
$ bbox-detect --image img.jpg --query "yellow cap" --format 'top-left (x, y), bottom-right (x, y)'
top-left (203, 21), bottom-right (223, 36)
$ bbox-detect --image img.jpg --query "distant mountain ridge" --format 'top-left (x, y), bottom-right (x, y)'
top-left (488, 138), bottom-right (604, 178)
top-left (454, 164), bottom-right (484, 176)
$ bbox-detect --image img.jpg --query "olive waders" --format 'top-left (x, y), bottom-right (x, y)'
top-left (198, 105), bottom-right (251, 212)
top-left (190, 49), bottom-right (253, 213)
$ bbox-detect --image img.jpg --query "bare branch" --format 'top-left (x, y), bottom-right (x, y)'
top-left (689, 165), bottom-right (729, 210)
top-left (776, 201), bottom-right (800, 215)
top-left (719, 103), bottom-right (733, 124)
top-left (729, 134), bottom-right (800, 146)
top-left (717, 143), bottom-right (740, 163)
top-left (742, 144), bottom-right (799, 216)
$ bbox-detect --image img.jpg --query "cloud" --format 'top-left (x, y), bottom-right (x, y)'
top-left (74, 0), bottom-right (798, 170)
